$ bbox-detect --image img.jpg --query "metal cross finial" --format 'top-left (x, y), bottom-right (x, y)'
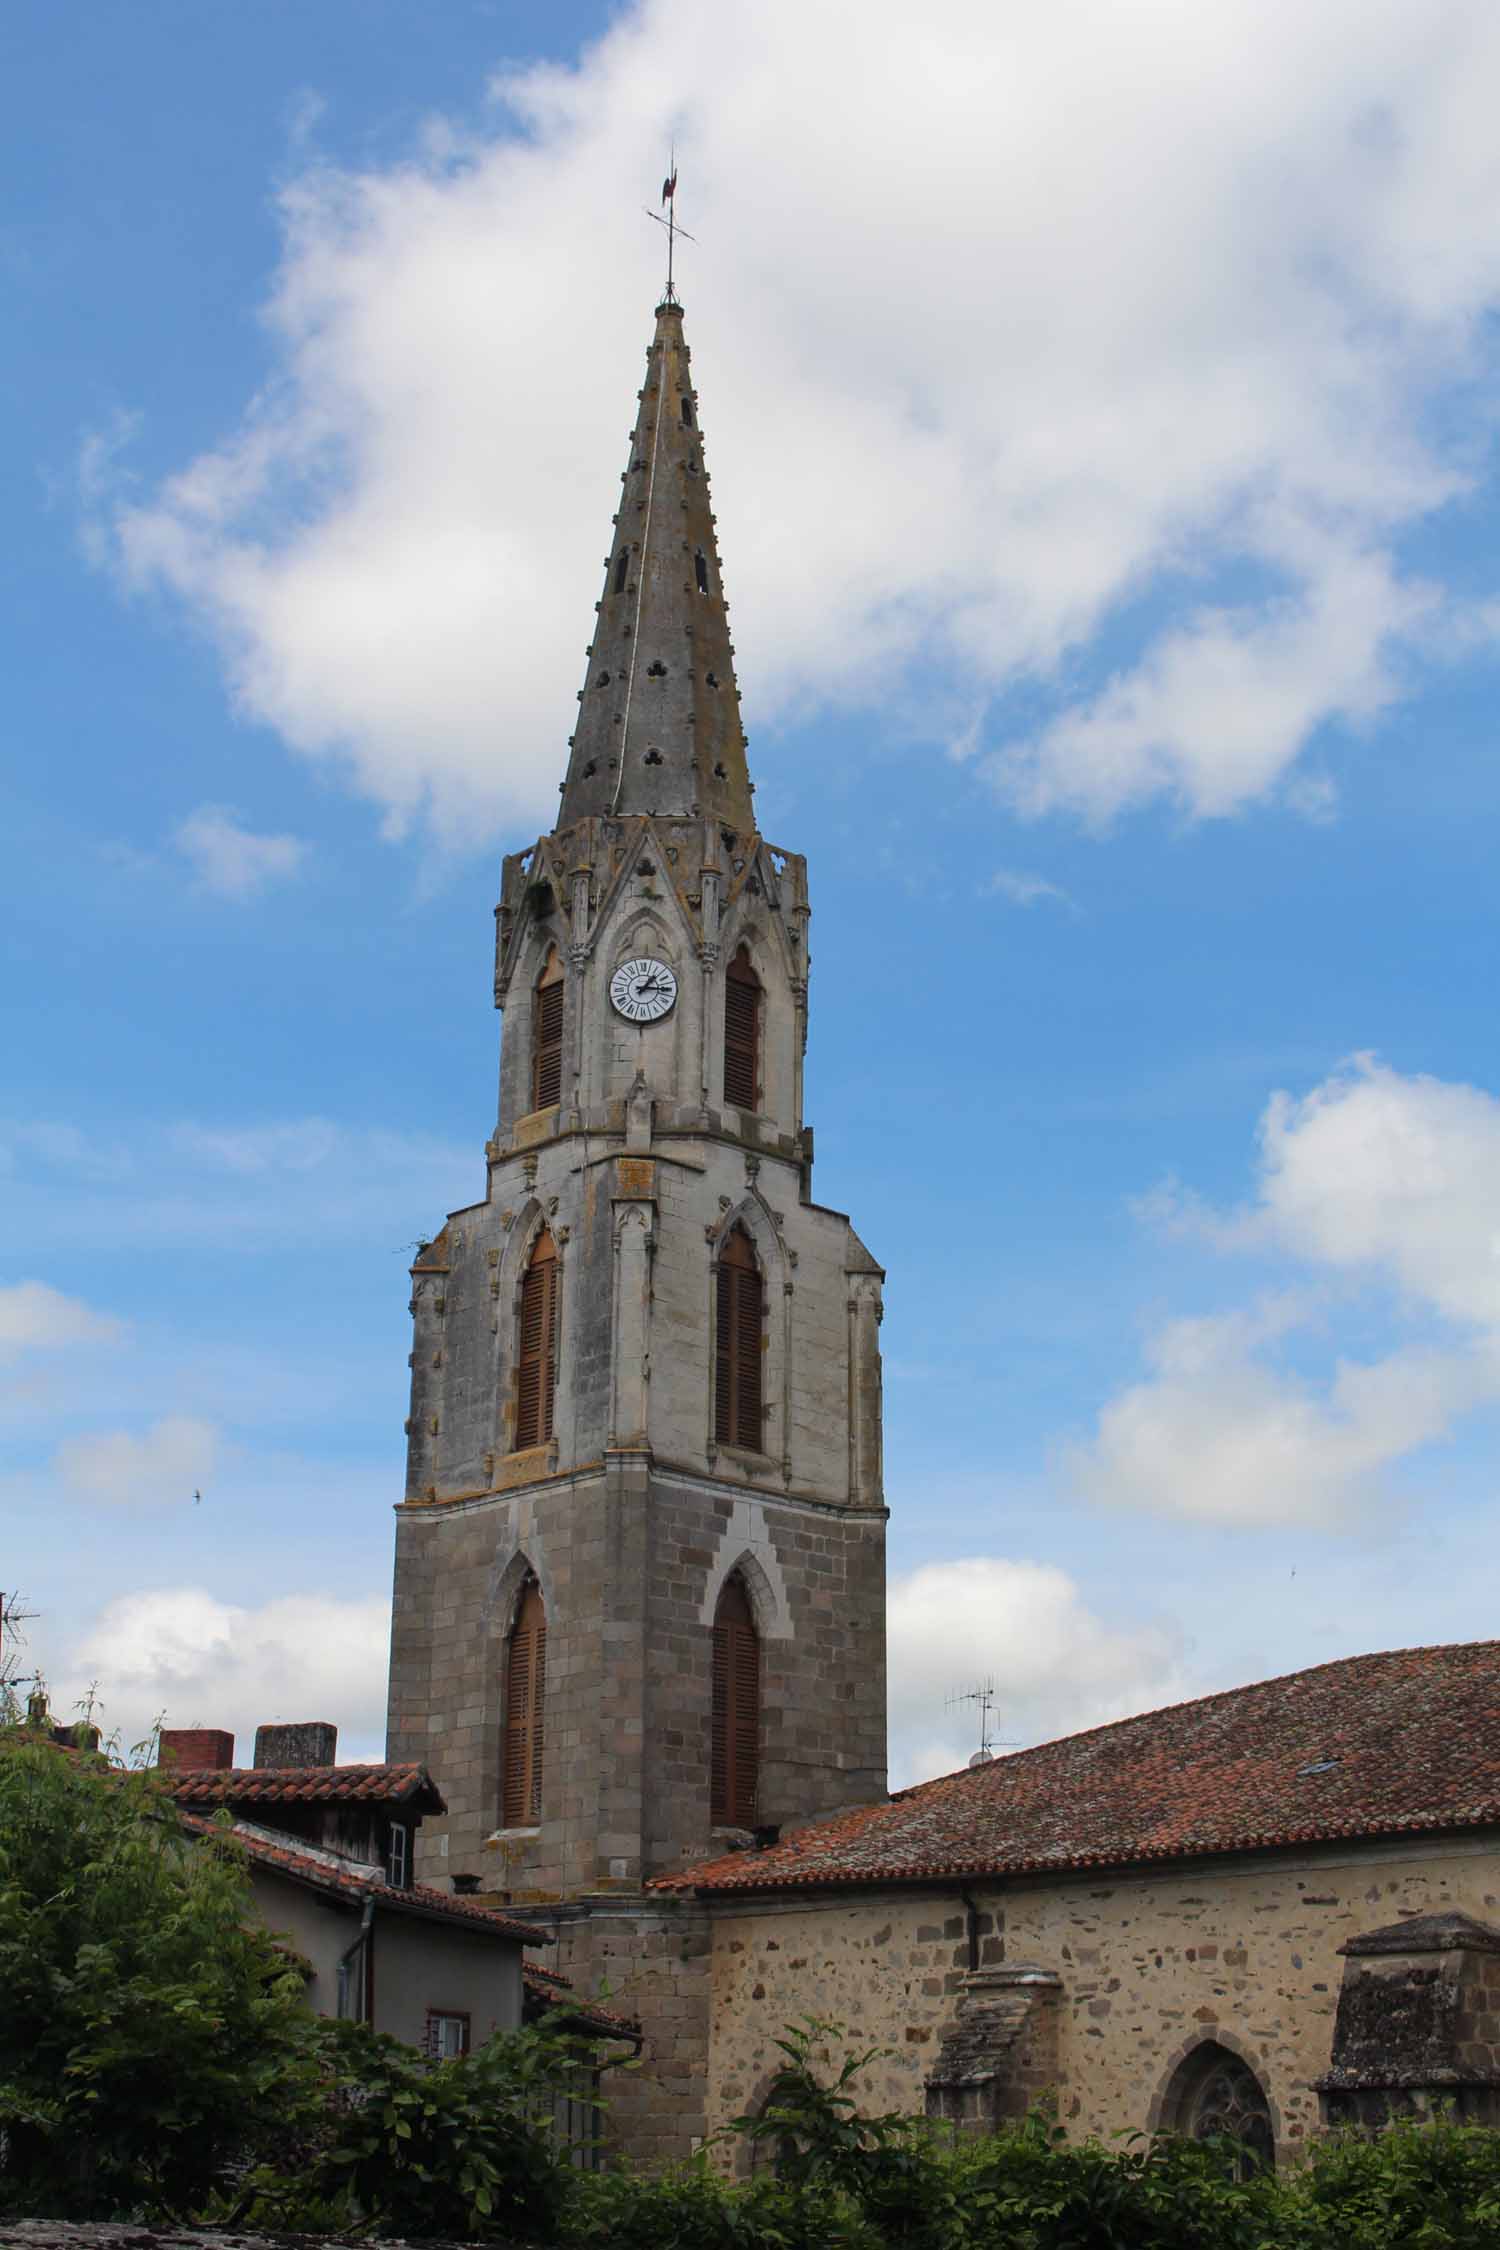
top-left (646, 152), bottom-right (697, 305)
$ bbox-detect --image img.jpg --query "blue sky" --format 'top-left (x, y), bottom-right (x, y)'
top-left (6, 0), bottom-right (1500, 1783)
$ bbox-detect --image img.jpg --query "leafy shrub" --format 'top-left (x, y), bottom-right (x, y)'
top-left (238, 2012), bottom-right (591, 2241)
top-left (0, 1736), bottom-right (318, 2221)
top-left (1277, 2113), bottom-right (1500, 2250)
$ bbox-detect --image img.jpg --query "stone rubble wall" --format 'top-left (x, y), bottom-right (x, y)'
top-left (703, 1831), bottom-right (1500, 2165)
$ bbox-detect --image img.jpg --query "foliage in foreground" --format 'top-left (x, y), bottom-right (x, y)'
top-left (232, 2014), bottom-right (586, 2242)
top-left (0, 1733), bottom-right (318, 2220)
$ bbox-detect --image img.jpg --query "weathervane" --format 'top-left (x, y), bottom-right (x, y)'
top-left (646, 152), bottom-right (696, 305)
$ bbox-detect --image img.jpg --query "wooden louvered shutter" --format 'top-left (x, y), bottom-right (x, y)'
top-left (715, 1226), bottom-right (763, 1451)
top-left (532, 952), bottom-right (564, 1111)
top-left (502, 1577), bottom-right (546, 1826)
top-left (723, 946), bottom-right (760, 1112)
top-left (711, 1576), bottom-right (760, 1827)
top-left (514, 1230), bottom-right (558, 1452)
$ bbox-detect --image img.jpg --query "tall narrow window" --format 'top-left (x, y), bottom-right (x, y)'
top-left (531, 948), bottom-right (564, 1112)
top-left (502, 1574), bottom-right (546, 1826)
top-left (723, 944), bottom-right (761, 1112)
top-left (613, 549), bottom-right (628, 595)
top-left (711, 1575), bottom-right (760, 1827)
top-left (715, 1225), bottom-right (763, 1452)
top-left (514, 1228), bottom-right (559, 1452)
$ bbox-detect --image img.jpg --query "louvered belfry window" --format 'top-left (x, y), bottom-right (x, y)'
top-left (532, 949), bottom-right (564, 1112)
top-left (514, 1228), bottom-right (558, 1452)
top-left (723, 944), bottom-right (760, 1112)
top-left (715, 1224), bottom-right (763, 1452)
top-left (711, 1575), bottom-right (760, 1827)
top-left (502, 1574), bottom-right (546, 1827)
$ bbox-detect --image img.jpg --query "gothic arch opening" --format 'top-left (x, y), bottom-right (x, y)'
top-left (514, 1226), bottom-right (559, 1452)
top-left (501, 1571), bottom-right (546, 1827)
top-left (1158, 2041), bottom-right (1274, 2176)
top-left (711, 1572), bottom-right (760, 1828)
top-left (723, 942), bottom-right (761, 1112)
top-left (715, 1224), bottom-right (763, 1453)
top-left (531, 946), bottom-right (564, 1112)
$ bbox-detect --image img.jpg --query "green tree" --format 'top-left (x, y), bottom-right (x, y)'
top-left (237, 2014), bottom-right (579, 2241)
top-left (0, 1734), bottom-right (318, 2220)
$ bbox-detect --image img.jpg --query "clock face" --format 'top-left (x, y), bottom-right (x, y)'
top-left (609, 955), bottom-right (678, 1023)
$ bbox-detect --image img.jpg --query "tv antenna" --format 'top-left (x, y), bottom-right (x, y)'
top-left (945, 1678), bottom-right (1015, 1769)
top-left (646, 151), bottom-right (697, 305)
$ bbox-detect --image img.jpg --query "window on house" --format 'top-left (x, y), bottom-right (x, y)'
top-left (514, 1229), bottom-right (559, 1453)
top-left (715, 1224), bottom-right (763, 1453)
top-left (386, 1821), bottom-right (410, 1890)
top-left (502, 1573), bottom-right (547, 1826)
top-left (723, 943), bottom-right (761, 1111)
top-left (426, 2010), bottom-right (471, 2060)
top-left (711, 1574), bottom-right (760, 1827)
top-left (531, 948), bottom-right (564, 1112)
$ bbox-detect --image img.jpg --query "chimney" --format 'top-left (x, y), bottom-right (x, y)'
top-left (253, 1720), bottom-right (338, 1769)
top-left (158, 1727), bottom-right (235, 1771)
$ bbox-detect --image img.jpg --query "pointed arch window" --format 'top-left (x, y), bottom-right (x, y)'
top-left (711, 1574), bottom-right (760, 1827)
top-left (502, 1574), bottom-right (546, 1827)
top-left (715, 1224), bottom-right (763, 1452)
top-left (1161, 2043), bottom-right (1274, 2177)
top-left (515, 1228), bottom-right (559, 1453)
top-left (723, 943), bottom-right (761, 1112)
top-left (613, 550), bottom-right (628, 595)
top-left (531, 948), bottom-right (564, 1112)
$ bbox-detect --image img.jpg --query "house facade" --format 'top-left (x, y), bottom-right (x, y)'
top-left (165, 1721), bottom-right (544, 2053)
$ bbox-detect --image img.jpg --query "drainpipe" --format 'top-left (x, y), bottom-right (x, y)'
top-left (338, 1896), bottom-right (375, 2023)
top-left (959, 1890), bottom-right (981, 1975)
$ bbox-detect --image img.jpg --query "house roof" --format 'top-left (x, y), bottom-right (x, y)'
top-left (523, 1961), bottom-right (642, 2041)
top-left (653, 1641), bottom-right (1500, 1897)
top-left (169, 1760), bottom-right (446, 1814)
top-left (184, 1813), bottom-right (548, 1944)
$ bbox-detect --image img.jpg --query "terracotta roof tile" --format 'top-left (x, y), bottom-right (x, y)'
top-left (653, 1641), bottom-right (1500, 1896)
top-left (170, 1761), bottom-right (445, 1813)
top-left (523, 1962), bottom-right (641, 2040)
top-left (183, 1813), bottom-right (547, 1943)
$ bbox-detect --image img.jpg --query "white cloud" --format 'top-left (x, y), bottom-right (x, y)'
top-left (53, 1416), bottom-right (220, 1509)
top-left (887, 1556), bottom-right (1187, 1787)
top-left (1250, 1057), bottom-right (1500, 1327)
top-left (991, 544), bottom-right (1438, 823)
top-left (0, 1281), bottom-right (120, 1361)
top-left (57, 1586), bottom-right (390, 1762)
top-left (173, 804), bottom-right (308, 899)
top-left (1067, 1301), bottom-right (1498, 1529)
top-left (986, 868), bottom-right (1074, 910)
top-left (100, 0), bottom-right (1500, 835)
top-left (1072, 1058), bottom-right (1500, 1526)
top-left (2, 1109), bottom-right (472, 1254)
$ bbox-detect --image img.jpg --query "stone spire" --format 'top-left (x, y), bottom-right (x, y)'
top-left (557, 300), bottom-right (753, 833)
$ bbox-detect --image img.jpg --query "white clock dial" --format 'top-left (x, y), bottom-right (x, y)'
top-left (609, 955), bottom-right (678, 1023)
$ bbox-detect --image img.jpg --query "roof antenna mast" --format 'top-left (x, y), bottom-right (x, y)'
top-left (945, 1678), bottom-right (1017, 1770)
top-left (647, 150), bottom-right (696, 305)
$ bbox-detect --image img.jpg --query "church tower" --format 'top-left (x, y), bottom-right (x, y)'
top-left (386, 293), bottom-right (888, 1918)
